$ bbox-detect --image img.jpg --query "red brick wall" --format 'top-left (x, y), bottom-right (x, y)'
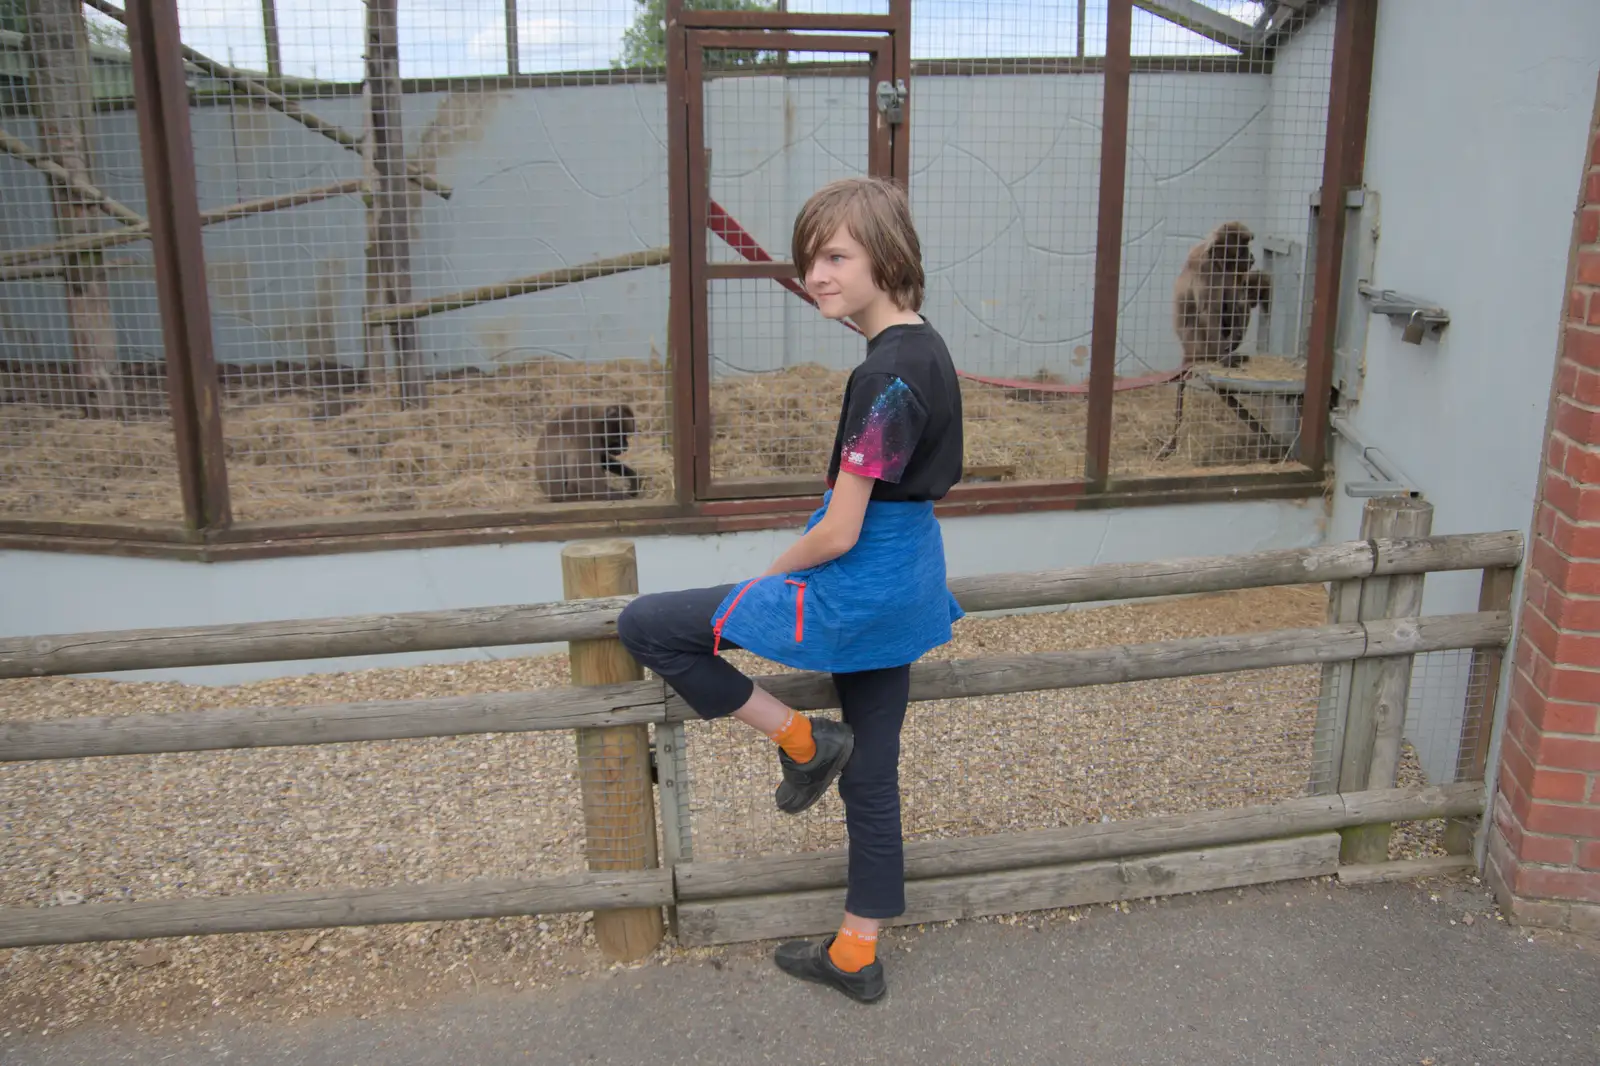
top-left (1485, 75), bottom-right (1600, 936)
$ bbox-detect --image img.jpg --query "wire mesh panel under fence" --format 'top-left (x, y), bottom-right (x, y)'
top-left (1110, 1), bottom-right (1334, 477)
top-left (1402, 648), bottom-right (1496, 787)
top-left (0, 2), bottom-right (183, 523)
top-left (176, 0), bottom-right (673, 520)
top-left (910, 1), bottom-right (1104, 486)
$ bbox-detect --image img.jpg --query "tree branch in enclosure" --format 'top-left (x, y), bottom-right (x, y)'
top-left (365, 0), bottom-right (423, 407)
top-left (83, 0), bottom-right (451, 200)
top-left (27, 0), bottom-right (122, 417)
top-left (0, 178), bottom-right (371, 279)
top-left (364, 247), bottom-right (672, 325)
top-left (0, 126), bottom-right (145, 226)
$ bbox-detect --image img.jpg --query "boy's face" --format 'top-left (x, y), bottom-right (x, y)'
top-left (803, 224), bottom-right (884, 322)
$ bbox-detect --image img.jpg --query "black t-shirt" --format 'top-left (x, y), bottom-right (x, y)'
top-left (825, 318), bottom-right (964, 502)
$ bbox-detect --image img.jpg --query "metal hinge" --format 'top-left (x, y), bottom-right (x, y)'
top-left (876, 79), bottom-right (907, 125)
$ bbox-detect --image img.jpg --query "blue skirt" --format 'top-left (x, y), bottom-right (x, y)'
top-left (711, 492), bottom-right (965, 674)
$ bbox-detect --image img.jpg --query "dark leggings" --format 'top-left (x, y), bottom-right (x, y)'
top-left (616, 585), bottom-right (910, 919)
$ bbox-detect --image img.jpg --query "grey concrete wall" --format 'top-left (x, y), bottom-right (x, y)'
top-left (0, 63), bottom-right (1332, 381)
top-left (1325, 0), bottom-right (1600, 788)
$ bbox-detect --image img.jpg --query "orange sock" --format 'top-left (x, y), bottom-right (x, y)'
top-left (772, 711), bottom-right (816, 764)
top-left (828, 926), bottom-right (878, 972)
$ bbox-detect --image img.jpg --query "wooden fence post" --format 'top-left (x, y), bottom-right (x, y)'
top-left (562, 540), bottom-right (664, 961)
top-left (1338, 496), bottom-right (1434, 864)
top-left (1443, 564), bottom-right (1517, 855)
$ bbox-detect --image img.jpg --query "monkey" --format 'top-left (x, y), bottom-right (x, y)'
top-left (1156, 221), bottom-right (1274, 460)
top-left (533, 402), bottom-right (644, 503)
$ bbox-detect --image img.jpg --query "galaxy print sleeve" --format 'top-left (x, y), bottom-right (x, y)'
top-left (836, 373), bottom-right (928, 483)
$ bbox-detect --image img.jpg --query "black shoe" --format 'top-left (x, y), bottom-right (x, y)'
top-left (775, 717), bottom-right (854, 815)
top-left (773, 935), bottom-right (886, 1003)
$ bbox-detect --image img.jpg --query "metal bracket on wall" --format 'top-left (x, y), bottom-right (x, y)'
top-left (1330, 412), bottom-right (1422, 499)
top-left (1359, 284), bottom-right (1450, 344)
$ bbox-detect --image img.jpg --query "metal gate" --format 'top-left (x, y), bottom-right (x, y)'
top-left (666, 3), bottom-right (911, 504)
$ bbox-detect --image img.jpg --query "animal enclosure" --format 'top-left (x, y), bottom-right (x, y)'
top-left (0, 0), bottom-right (1355, 546)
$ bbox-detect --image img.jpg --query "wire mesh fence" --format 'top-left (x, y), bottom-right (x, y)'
top-left (0, 0), bottom-right (1347, 530)
top-left (1111, 0), bottom-right (1333, 477)
top-left (0, 1), bottom-right (182, 523)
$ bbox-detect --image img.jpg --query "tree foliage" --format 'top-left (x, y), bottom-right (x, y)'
top-left (615, 0), bottom-right (779, 70)
top-left (0, 1), bottom-right (128, 51)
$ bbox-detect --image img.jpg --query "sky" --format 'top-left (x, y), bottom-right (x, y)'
top-left (161, 0), bottom-right (1269, 81)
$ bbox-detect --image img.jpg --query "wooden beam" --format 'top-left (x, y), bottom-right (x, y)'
top-left (0, 178), bottom-right (371, 270)
top-left (365, 0), bottom-right (424, 407)
top-left (28, 0), bottom-right (122, 417)
top-left (676, 783), bottom-right (1485, 900)
top-left (1084, 0), bottom-right (1130, 485)
top-left (563, 541), bottom-right (663, 962)
top-left (675, 834), bottom-right (1341, 946)
top-left (83, 0), bottom-right (450, 200)
top-left (0, 126), bottom-right (145, 226)
top-left (0, 612), bottom-right (1506, 763)
top-left (668, 612), bottom-right (1510, 721)
top-left (1132, 0), bottom-right (1263, 52)
top-left (1339, 498), bottom-right (1434, 864)
top-left (0, 532), bottom-right (1523, 679)
top-left (363, 247), bottom-right (672, 326)
top-left (1336, 855), bottom-right (1476, 886)
top-left (0, 868), bottom-right (672, 949)
top-left (0, 679), bottom-right (668, 762)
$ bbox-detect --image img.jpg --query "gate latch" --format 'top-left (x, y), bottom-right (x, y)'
top-left (876, 79), bottom-right (907, 125)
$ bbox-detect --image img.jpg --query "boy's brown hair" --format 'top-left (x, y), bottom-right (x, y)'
top-left (792, 176), bottom-right (925, 312)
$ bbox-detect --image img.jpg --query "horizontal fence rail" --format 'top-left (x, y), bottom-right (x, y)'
top-left (0, 869), bottom-right (673, 951)
top-left (1, 612), bottom-right (1507, 762)
top-left (0, 781), bottom-right (1472, 947)
top-left (0, 531), bottom-right (1522, 679)
top-left (674, 782), bottom-right (1487, 900)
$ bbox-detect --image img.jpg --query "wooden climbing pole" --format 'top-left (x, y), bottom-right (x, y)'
top-left (28, 0), bottom-right (121, 417)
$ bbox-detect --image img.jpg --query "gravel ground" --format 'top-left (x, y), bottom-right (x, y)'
top-left (0, 584), bottom-right (1457, 1038)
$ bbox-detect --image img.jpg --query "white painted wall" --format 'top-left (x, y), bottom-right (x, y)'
top-left (1, 497), bottom-right (1325, 684)
top-left (1326, 0), bottom-right (1600, 785)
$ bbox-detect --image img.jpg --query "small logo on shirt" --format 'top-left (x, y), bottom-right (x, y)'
top-left (847, 451), bottom-right (866, 466)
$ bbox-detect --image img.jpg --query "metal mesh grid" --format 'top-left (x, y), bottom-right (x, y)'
top-left (0, 2), bottom-right (182, 523)
top-left (1110, 0), bottom-right (1333, 477)
top-left (909, 2), bottom-right (1105, 486)
top-left (703, 49), bottom-right (873, 482)
top-left (683, 631), bottom-right (1490, 864)
top-left (0, 2), bottom-right (1353, 526)
top-left (183, 0), bottom-right (673, 520)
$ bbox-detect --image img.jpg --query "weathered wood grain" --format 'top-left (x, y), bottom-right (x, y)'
top-left (0, 869), bottom-right (672, 949)
top-left (674, 783), bottom-right (1484, 900)
top-left (676, 834), bottom-right (1342, 946)
top-left (668, 613), bottom-right (1511, 718)
top-left (0, 532), bottom-right (1520, 678)
top-left (0, 680), bottom-right (667, 762)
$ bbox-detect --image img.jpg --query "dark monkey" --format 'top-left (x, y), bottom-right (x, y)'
top-left (534, 403), bottom-right (644, 503)
top-left (1156, 221), bottom-right (1273, 460)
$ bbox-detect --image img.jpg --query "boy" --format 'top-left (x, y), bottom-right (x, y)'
top-left (617, 175), bottom-right (963, 1003)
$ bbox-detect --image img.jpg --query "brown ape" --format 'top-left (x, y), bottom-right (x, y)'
top-left (534, 403), bottom-right (644, 503)
top-left (1156, 221), bottom-right (1273, 460)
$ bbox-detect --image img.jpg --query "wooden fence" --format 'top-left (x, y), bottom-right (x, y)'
top-left (0, 496), bottom-right (1521, 958)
